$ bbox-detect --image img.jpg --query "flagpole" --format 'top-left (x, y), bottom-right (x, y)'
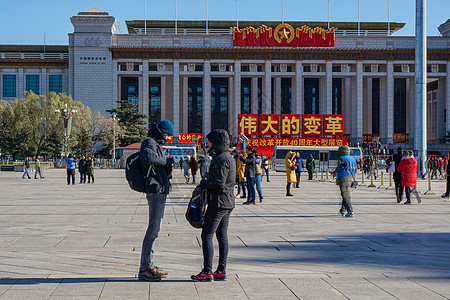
top-left (282, 0), bottom-right (284, 24)
top-left (144, 0), bottom-right (147, 34)
top-left (328, 0), bottom-right (330, 29)
top-left (357, 0), bottom-right (360, 36)
top-left (175, 0), bottom-right (178, 35)
top-left (206, 0), bottom-right (208, 35)
top-left (387, 0), bottom-right (390, 36)
top-left (236, 0), bottom-right (239, 28)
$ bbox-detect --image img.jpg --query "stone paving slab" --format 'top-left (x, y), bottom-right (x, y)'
top-left (0, 168), bottom-right (450, 299)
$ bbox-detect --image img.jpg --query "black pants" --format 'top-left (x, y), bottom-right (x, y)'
top-left (264, 168), bottom-right (270, 181)
top-left (295, 171), bottom-right (301, 187)
top-left (79, 172), bottom-right (86, 183)
top-left (87, 175), bottom-right (94, 183)
top-left (445, 174), bottom-right (450, 196)
top-left (201, 206), bottom-right (232, 274)
top-left (394, 178), bottom-right (403, 201)
top-left (67, 169), bottom-right (75, 185)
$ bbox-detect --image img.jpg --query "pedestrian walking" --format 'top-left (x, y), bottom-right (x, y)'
top-left (182, 157), bottom-right (191, 183)
top-left (78, 155), bottom-right (87, 184)
top-left (34, 156), bottom-right (44, 179)
top-left (262, 155), bottom-right (271, 182)
top-left (386, 147), bottom-right (404, 203)
top-left (66, 153), bottom-right (76, 185)
top-left (442, 153), bottom-right (450, 198)
top-left (235, 151), bottom-right (247, 199)
top-left (86, 156), bottom-right (94, 184)
top-left (397, 151), bottom-right (421, 204)
top-left (189, 156), bottom-right (198, 184)
top-left (254, 150), bottom-right (263, 202)
top-left (239, 146), bottom-right (256, 205)
top-left (191, 129), bottom-right (236, 282)
top-left (294, 152), bottom-right (305, 188)
top-left (138, 120), bottom-right (174, 282)
top-left (306, 154), bottom-right (315, 180)
top-left (285, 151), bottom-right (296, 196)
top-left (22, 157), bottom-right (31, 179)
top-left (334, 146), bottom-right (357, 217)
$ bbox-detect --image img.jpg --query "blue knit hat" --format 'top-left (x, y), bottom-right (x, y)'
top-left (157, 120), bottom-right (174, 136)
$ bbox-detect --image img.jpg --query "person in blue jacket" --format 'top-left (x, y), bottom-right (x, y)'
top-left (334, 146), bottom-right (357, 217)
top-left (65, 153), bottom-right (76, 185)
top-left (294, 152), bottom-right (305, 188)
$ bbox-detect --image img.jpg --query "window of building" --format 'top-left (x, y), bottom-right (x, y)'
top-left (3, 75), bottom-right (16, 97)
top-left (149, 77), bottom-right (161, 125)
top-left (121, 77), bottom-right (139, 110)
top-left (241, 65), bottom-right (249, 72)
top-left (188, 77), bottom-right (203, 133)
top-left (195, 65), bottom-right (203, 72)
top-left (49, 75), bottom-right (62, 93)
top-left (26, 75), bottom-right (40, 94)
top-left (241, 78), bottom-right (251, 114)
top-left (281, 78), bottom-right (292, 114)
top-left (304, 78), bottom-right (320, 114)
top-left (394, 78), bottom-right (407, 133)
top-left (211, 78), bottom-right (228, 131)
top-left (372, 78), bottom-right (380, 134)
top-left (332, 78), bottom-right (342, 114)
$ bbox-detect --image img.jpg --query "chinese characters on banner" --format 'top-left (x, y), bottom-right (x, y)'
top-left (393, 133), bottom-right (409, 144)
top-left (247, 138), bottom-right (347, 148)
top-left (179, 133), bottom-right (203, 145)
top-left (238, 114), bottom-right (344, 138)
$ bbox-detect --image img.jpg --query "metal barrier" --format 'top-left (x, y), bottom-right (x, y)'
top-left (424, 171), bottom-right (435, 195)
top-left (386, 172), bottom-right (395, 190)
top-left (377, 172), bottom-right (386, 189)
top-left (368, 171), bottom-right (376, 188)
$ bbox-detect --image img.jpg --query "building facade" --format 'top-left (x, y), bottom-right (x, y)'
top-left (1, 8), bottom-right (449, 148)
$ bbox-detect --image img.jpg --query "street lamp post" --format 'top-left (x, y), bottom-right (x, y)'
top-left (111, 114), bottom-right (119, 167)
top-left (55, 104), bottom-right (77, 158)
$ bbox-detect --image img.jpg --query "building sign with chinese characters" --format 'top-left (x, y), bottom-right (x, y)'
top-left (238, 114), bottom-right (344, 138)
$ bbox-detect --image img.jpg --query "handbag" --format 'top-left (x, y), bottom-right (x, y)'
top-left (388, 162), bottom-right (395, 173)
top-left (351, 173), bottom-right (358, 188)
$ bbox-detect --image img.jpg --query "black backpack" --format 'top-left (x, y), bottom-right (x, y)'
top-left (125, 152), bottom-right (151, 193)
top-left (185, 186), bottom-right (208, 228)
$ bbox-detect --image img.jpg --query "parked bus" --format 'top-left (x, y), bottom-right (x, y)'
top-left (272, 146), bottom-right (363, 172)
top-left (163, 145), bottom-right (196, 167)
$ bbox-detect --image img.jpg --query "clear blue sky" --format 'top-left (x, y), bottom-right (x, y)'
top-left (0, 0), bottom-right (448, 45)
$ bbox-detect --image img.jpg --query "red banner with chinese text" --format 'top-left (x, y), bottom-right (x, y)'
top-left (179, 133), bottom-right (203, 145)
top-left (232, 24), bottom-right (336, 47)
top-left (323, 114), bottom-right (344, 136)
top-left (259, 114), bottom-right (280, 136)
top-left (393, 133), bottom-right (409, 144)
top-left (247, 138), bottom-right (347, 148)
top-left (362, 134), bottom-right (380, 142)
top-left (238, 114), bottom-right (258, 136)
top-left (302, 114), bottom-right (322, 138)
top-left (280, 114), bottom-right (301, 136)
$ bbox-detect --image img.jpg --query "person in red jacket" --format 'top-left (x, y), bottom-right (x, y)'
top-left (397, 151), bottom-right (421, 204)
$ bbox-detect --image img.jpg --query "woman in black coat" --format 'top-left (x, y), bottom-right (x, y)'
top-left (191, 129), bottom-right (236, 282)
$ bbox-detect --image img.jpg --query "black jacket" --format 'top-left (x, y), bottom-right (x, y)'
top-left (140, 123), bottom-right (171, 194)
top-left (78, 159), bottom-right (87, 173)
top-left (239, 152), bottom-right (256, 179)
top-left (200, 129), bottom-right (236, 209)
top-left (387, 153), bottom-right (403, 181)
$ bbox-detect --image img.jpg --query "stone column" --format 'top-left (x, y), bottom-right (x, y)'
top-left (173, 60), bottom-right (180, 141)
top-left (41, 69), bottom-right (47, 95)
top-left (446, 63), bottom-right (450, 134)
top-left (203, 60), bottom-right (211, 135)
top-left (379, 75), bottom-right (387, 143)
top-left (264, 60), bottom-right (272, 114)
top-left (161, 76), bottom-right (166, 120)
top-left (233, 61), bottom-right (241, 140)
top-left (386, 61), bottom-right (394, 144)
top-left (112, 60), bottom-right (118, 109)
top-left (325, 60), bottom-right (332, 114)
top-left (365, 77), bottom-right (373, 134)
top-left (351, 61), bottom-right (363, 143)
top-left (251, 77), bottom-right (258, 113)
top-left (275, 77), bottom-right (281, 114)
top-left (18, 69), bottom-right (24, 97)
top-left (437, 76), bottom-right (446, 141)
top-left (295, 61), bottom-right (303, 114)
top-left (142, 60), bottom-right (149, 124)
top-left (408, 77), bottom-right (415, 142)
top-left (228, 77), bottom-right (234, 137)
top-left (344, 77), bottom-right (352, 135)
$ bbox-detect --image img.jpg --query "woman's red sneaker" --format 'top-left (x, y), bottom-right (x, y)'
top-left (191, 271), bottom-right (213, 282)
top-left (213, 271), bottom-right (227, 281)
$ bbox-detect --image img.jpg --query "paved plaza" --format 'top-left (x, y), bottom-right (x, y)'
top-left (0, 168), bottom-right (450, 299)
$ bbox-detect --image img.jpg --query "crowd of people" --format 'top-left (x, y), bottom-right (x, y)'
top-left (64, 154), bottom-right (95, 185)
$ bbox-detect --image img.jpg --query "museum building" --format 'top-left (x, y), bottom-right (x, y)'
top-left (0, 8), bottom-right (449, 147)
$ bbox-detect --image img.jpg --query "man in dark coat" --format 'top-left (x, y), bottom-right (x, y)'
top-left (386, 147), bottom-right (404, 203)
top-left (191, 129), bottom-right (236, 282)
top-left (78, 155), bottom-right (87, 184)
top-left (138, 120), bottom-right (174, 282)
top-left (239, 146), bottom-right (256, 205)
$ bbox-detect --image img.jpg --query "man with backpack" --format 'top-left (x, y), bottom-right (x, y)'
top-left (138, 120), bottom-right (175, 282)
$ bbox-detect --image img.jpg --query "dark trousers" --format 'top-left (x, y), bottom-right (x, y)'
top-left (87, 175), bottom-right (94, 183)
top-left (246, 177), bottom-right (256, 202)
top-left (264, 168), bottom-right (270, 181)
top-left (67, 169), bottom-right (75, 185)
top-left (445, 174), bottom-right (450, 196)
top-left (394, 178), bottom-right (404, 201)
top-left (237, 180), bottom-right (246, 197)
top-left (35, 167), bottom-right (43, 179)
top-left (201, 206), bottom-right (232, 274)
top-left (79, 172), bottom-right (86, 183)
top-left (295, 171), bottom-right (301, 187)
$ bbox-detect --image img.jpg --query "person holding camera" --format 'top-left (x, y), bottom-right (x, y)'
top-left (334, 145), bottom-right (357, 218)
top-left (138, 120), bottom-right (174, 282)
